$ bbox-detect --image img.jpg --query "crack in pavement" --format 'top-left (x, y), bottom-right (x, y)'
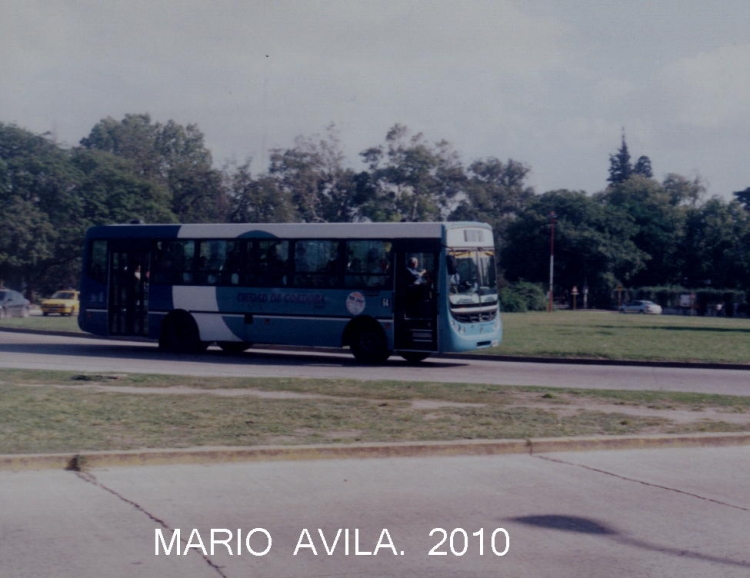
top-left (535, 454), bottom-right (750, 512)
top-left (72, 469), bottom-right (229, 578)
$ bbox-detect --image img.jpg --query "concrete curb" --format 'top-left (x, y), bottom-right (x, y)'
top-left (2, 432), bottom-right (749, 472)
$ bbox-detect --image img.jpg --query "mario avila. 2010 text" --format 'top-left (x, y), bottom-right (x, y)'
top-left (155, 527), bottom-right (510, 558)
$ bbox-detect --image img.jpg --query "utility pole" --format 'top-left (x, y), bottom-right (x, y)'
top-left (548, 211), bottom-right (557, 312)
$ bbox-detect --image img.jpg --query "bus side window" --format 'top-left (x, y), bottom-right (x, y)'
top-left (345, 240), bottom-right (392, 289)
top-left (197, 240), bottom-right (232, 285)
top-left (293, 240), bottom-right (341, 288)
top-left (88, 240), bottom-right (108, 284)
top-left (252, 240), bottom-right (289, 287)
top-left (153, 240), bottom-right (195, 284)
top-left (222, 241), bottom-right (242, 285)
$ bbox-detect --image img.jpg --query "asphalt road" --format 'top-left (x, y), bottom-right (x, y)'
top-left (3, 446), bottom-right (749, 578)
top-left (0, 330), bottom-right (749, 395)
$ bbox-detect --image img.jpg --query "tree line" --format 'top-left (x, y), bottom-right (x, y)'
top-left (2, 114), bottom-right (749, 311)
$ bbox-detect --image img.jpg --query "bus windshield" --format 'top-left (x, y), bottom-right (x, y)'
top-left (447, 248), bottom-right (498, 319)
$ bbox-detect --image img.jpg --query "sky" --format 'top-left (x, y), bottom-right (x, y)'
top-left (3, 0), bottom-right (750, 199)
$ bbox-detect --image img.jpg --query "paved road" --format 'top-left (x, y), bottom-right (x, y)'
top-left (2, 445), bottom-right (749, 577)
top-left (0, 330), bottom-right (749, 395)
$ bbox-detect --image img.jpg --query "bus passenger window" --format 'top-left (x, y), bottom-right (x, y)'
top-left (223, 242), bottom-right (242, 285)
top-left (293, 240), bottom-right (341, 287)
top-left (153, 240), bottom-right (195, 284)
top-left (88, 240), bottom-right (108, 284)
top-left (197, 240), bottom-right (233, 285)
top-left (251, 240), bottom-right (289, 287)
top-left (345, 240), bottom-right (392, 289)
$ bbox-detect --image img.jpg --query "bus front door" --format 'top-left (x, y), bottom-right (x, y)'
top-left (394, 244), bottom-right (439, 353)
top-left (109, 248), bottom-right (150, 337)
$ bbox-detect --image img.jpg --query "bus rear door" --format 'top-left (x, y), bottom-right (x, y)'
top-left (108, 241), bottom-right (151, 337)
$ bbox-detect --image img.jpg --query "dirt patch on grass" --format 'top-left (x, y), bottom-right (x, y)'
top-left (510, 390), bottom-right (750, 426)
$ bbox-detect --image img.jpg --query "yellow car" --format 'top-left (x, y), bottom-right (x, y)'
top-left (41, 290), bottom-right (80, 316)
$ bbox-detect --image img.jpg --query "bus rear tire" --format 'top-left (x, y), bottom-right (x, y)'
top-left (219, 342), bottom-right (250, 354)
top-left (159, 311), bottom-right (208, 354)
top-left (350, 325), bottom-right (390, 365)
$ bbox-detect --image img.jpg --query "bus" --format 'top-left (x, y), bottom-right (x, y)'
top-left (78, 222), bottom-right (501, 363)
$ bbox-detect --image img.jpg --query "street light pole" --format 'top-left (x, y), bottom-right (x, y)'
top-left (548, 211), bottom-right (557, 313)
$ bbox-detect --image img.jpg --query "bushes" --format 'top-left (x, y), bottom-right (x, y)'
top-left (498, 281), bottom-right (748, 316)
top-left (500, 281), bottom-right (547, 312)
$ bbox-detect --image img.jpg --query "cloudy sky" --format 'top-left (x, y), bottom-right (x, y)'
top-left (3, 0), bottom-right (750, 199)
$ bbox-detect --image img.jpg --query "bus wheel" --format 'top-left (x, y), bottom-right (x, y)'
top-left (159, 312), bottom-right (207, 354)
top-left (398, 352), bottom-right (431, 363)
top-left (219, 342), bottom-right (250, 354)
top-left (350, 325), bottom-right (390, 364)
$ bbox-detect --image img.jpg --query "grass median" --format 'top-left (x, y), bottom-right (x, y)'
top-left (2, 369), bottom-right (749, 455)
top-left (489, 310), bottom-right (750, 364)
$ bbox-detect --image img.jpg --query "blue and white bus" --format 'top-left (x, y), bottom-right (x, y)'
top-left (79, 222), bottom-right (501, 363)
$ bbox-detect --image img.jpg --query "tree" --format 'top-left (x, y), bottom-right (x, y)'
top-left (662, 173), bottom-right (705, 207)
top-left (608, 133), bottom-right (654, 184)
top-left (70, 148), bottom-right (175, 226)
top-left (0, 123), bottom-right (82, 295)
top-left (449, 157), bottom-right (534, 252)
top-left (734, 187), bottom-right (750, 210)
top-left (633, 155), bottom-right (653, 178)
top-left (360, 124), bottom-right (467, 222)
top-left (0, 197), bottom-right (58, 291)
top-left (268, 125), bottom-right (367, 223)
top-left (681, 198), bottom-right (750, 289)
top-left (502, 190), bottom-right (643, 307)
top-left (81, 114), bottom-right (228, 222)
top-left (607, 134), bottom-right (633, 185)
top-left (598, 175), bottom-right (686, 286)
top-left (226, 160), bottom-right (295, 223)
top-left (80, 114), bottom-right (162, 180)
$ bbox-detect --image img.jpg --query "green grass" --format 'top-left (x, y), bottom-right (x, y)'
top-left (0, 369), bottom-right (748, 454)
top-left (0, 313), bottom-right (82, 332)
top-left (489, 310), bottom-right (750, 364)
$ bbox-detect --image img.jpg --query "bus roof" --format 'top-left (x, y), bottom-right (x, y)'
top-left (85, 222), bottom-right (494, 243)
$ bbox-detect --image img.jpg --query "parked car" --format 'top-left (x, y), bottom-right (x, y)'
top-left (0, 288), bottom-right (31, 318)
top-left (41, 289), bottom-right (80, 316)
top-left (619, 299), bottom-right (662, 314)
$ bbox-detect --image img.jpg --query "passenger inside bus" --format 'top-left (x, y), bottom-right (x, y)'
top-left (406, 257), bottom-right (428, 285)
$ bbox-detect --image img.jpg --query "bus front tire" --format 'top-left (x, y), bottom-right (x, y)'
top-left (350, 325), bottom-right (390, 365)
top-left (159, 312), bottom-right (207, 354)
top-left (398, 352), bottom-right (431, 363)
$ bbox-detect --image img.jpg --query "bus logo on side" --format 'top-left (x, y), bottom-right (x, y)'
top-left (346, 292), bottom-right (366, 315)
